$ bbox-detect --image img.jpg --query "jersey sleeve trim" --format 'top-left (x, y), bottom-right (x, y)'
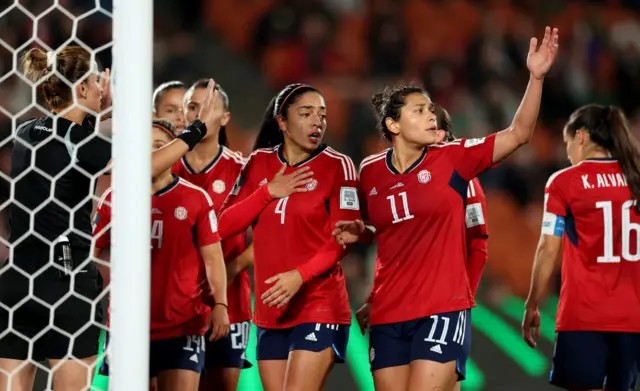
top-left (358, 150), bottom-right (388, 175)
top-left (178, 178), bottom-right (214, 206)
top-left (325, 148), bottom-right (357, 181)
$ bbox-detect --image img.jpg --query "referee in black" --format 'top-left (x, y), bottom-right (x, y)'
top-left (0, 45), bottom-right (216, 389)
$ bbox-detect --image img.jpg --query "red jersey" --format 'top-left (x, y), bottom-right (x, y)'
top-left (465, 178), bottom-right (488, 239)
top-left (544, 158), bottom-right (640, 332)
top-left (93, 177), bottom-right (222, 339)
top-left (172, 146), bottom-right (252, 323)
top-left (359, 135), bottom-right (496, 326)
top-left (219, 145), bottom-right (360, 329)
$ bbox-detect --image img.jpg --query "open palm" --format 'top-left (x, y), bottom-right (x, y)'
top-left (527, 26), bottom-right (559, 80)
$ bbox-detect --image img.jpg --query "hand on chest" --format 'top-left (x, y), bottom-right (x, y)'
top-left (259, 167), bottom-right (332, 226)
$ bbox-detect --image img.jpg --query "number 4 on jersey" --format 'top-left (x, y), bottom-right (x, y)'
top-left (596, 200), bottom-right (640, 263)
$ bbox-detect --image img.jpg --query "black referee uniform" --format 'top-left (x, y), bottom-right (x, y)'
top-left (0, 114), bottom-right (110, 360)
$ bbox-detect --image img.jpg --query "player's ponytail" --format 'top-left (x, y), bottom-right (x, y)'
top-left (253, 83), bottom-right (320, 151)
top-left (607, 107), bottom-right (640, 211)
top-left (435, 104), bottom-right (455, 142)
top-left (567, 104), bottom-right (640, 212)
top-left (22, 46), bottom-right (92, 110)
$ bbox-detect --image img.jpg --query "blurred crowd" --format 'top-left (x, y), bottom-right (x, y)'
top-left (0, 0), bottom-right (639, 305)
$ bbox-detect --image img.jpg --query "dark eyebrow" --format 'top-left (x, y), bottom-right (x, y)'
top-left (413, 103), bottom-right (427, 108)
top-left (297, 105), bottom-right (326, 110)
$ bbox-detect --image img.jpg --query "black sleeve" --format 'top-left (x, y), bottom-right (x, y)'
top-left (70, 124), bottom-right (111, 175)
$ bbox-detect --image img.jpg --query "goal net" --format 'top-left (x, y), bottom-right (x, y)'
top-left (0, 0), bottom-right (152, 390)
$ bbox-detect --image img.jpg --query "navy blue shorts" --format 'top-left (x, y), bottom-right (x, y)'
top-left (550, 331), bottom-right (640, 391)
top-left (205, 320), bottom-right (253, 369)
top-left (256, 323), bottom-right (349, 362)
top-left (99, 333), bottom-right (206, 377)
top-left (369, 309), bottom-right (472, 379)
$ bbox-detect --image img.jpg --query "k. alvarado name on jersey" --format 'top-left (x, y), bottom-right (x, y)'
top-left (581, 173), bottom-right (627, 189)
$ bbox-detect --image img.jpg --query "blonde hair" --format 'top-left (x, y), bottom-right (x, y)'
top-left (22, 46), bottom-right (92, 110)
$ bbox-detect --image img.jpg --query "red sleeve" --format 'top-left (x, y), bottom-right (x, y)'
top-left (92, 189), bottom-right (112, 248)
top-left (544, 171), bottom-right (569, 217)
top-left (467, 236), bottom-right (488, 296)
top-left (196, 193), bottom-right (221, 247)
top-left (296, 156), bottom-right (361, 282)
top-left (465, 178), bottom-right (488, 239)
top-left (218, 154), bottom-right (273, 239)
top-left (447, 134), bottom-right (497, 181)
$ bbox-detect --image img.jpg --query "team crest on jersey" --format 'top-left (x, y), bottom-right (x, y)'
top-left (417, 170), bottom-right (431, 184)
top-left (464, 137), bottom-right (486, 148)
top-left (212, 180), bottom-right (226, 194)
top-left (306, 179), bottom-right (318, 191)
top-left (174, 206), bottom-right (188, 220)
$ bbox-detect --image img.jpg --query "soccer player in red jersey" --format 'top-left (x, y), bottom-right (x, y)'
top-left (334, 27), bottom-right (559, 391)
top-left (93, 120), bottom-right (230, 391)
top-left (153, 80), bottom-right (187, 131)
top-left (523, 105), bottom-right (640, 391)
top-left (217, 84), bottom-right (360, 391)
top-left (355, 104), bottom-right (489, 331)
top-left (174, 79), bottom-right (254, 391)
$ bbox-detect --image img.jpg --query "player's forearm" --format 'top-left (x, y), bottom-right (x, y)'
top-left (151, 140), bottom-right (188, 177)
top-left (227, 243), bottom-right (254, 284)
top-left (466, 236), bottom-right (488, 296)
top-left (218, 186), bottom-right (272, 239)
top-left (359, 226), bottom-right (375, 245)
top-left (296, 239), bottom-right (345, 283)
top-left (493, 75), bottom-right (543, 163)
top-left (204, 244), bottom-right (228, 305)
top-left (525, 238), bottom-right (559, 308)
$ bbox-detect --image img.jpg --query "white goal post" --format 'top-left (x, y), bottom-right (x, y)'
top-left (111, 0), bottom-right (153, 390)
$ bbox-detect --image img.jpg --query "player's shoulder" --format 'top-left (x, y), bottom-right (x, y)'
top-left (97, 187), bottom-right (113, 209)
top-left (176, 178), bottom-right (214, 207)
top-left (359, 149), bottom-right (390, 177)
top-left (245, 145), bottom-right (278, 166)
top-left (320, 146), bottom-right (357, 181)
top-left (545, 162), bottom-right (589, 189)
top-left (220, 146), bottom-right (247, 169)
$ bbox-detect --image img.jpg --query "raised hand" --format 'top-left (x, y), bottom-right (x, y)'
top-left (267, 164), bottom-right (314, 199)
top-left (197, 79), bottom-right (224, 129)
top-left (527, 26), bottom-right (560, 80)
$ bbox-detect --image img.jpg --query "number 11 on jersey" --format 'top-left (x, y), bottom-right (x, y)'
top-left (387, 192), bottom-right (414, 224)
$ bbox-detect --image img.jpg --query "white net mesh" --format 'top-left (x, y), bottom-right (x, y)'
top-left (0, 1), bottom-right (113, 389)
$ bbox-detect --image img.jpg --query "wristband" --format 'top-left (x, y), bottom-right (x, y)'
top-left (214, 302), bottom-right (228, 309)
top-left (177, 119), bottom-right (207, 150)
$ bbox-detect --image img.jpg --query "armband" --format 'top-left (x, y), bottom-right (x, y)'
top-left (541, 212), bottom-right (565, 237)
top-left (177, 120), bottom-right (207, 150)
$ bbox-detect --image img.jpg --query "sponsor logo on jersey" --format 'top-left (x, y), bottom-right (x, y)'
top-left (174, 206), bottom-right (188, 220)
top-left (417, 170), bottom-right (431, 184)
top-left (464, 137), bottom-right (486, 148)
top-left (369, 187), bottom-right (378, 196)
top-left (212, 179), bottom-right (226, 194)
top-left (259, 178), bottom-right (268, 186)
top-left (306, 179), bottom-right (318, 191)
